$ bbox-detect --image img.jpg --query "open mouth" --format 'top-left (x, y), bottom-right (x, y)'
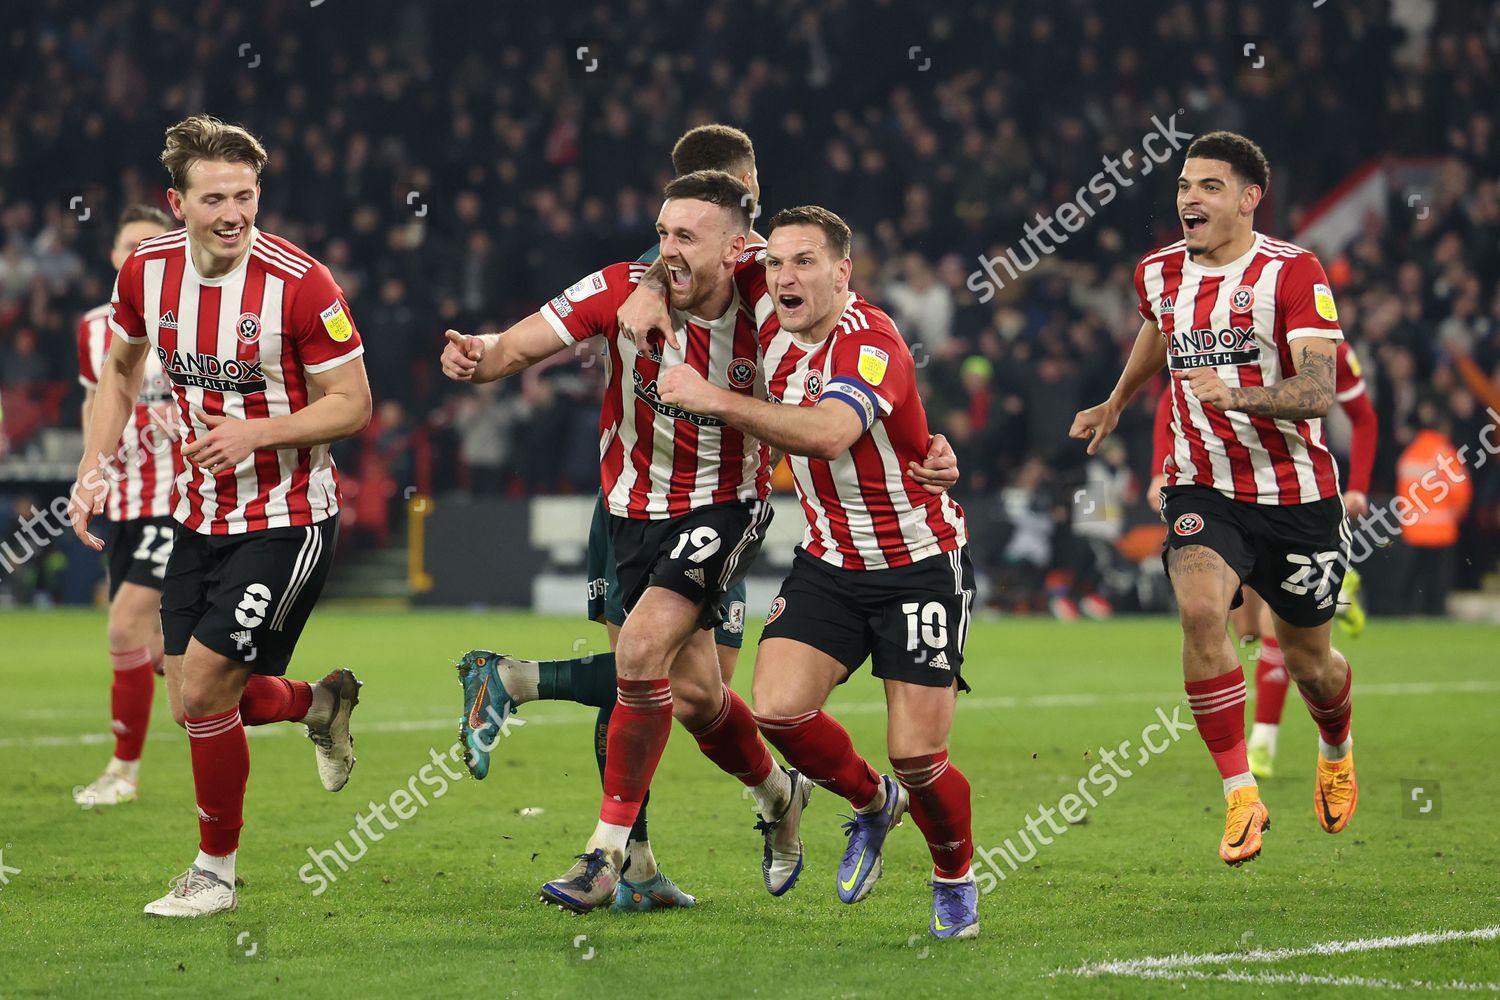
top-left (777, 294), bottom-right (804, 312)
top-left (214, 226), bottom-right (244, 246)
top-left (1181, 212), bottom-right (1208, 236)
top-left (666, 263), bottom-right (690, 290)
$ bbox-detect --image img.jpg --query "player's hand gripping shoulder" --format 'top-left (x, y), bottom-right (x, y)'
top-left (617, 261), bottom-right (677, 352)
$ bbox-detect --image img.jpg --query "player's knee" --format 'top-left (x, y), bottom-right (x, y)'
top-left (170, 702), bottom-right (188, 728)
top-left (106, 616), bottom-right (145, 653)
top-left (1176, 597), bottom-right (1226, 642)
top-left (177, 674), bottom-right (239, 720)
top-left (613, 627), bottom-right (671, 679)
top-left (750, 685), bottom-right (806, 721)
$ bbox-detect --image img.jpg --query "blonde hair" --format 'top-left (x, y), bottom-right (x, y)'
top-left (160, 115), bottom-right (268, 191)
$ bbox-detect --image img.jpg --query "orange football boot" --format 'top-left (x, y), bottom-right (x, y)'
top-left (1220, 785), bottom-right (1270, 865)
top-left (1315, 748), bottom-right (1358, 834)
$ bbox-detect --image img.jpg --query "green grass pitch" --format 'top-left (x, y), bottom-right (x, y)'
top-left (1, 610), bottom-right (1496, 997)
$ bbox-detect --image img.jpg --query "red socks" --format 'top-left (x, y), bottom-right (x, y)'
top-left (891, 751), bottom-right (973, 880)
top-left (756, 709), bottom-right (880, 809)
top-left (109, 648), bottom-right (156, 762)
top-left (185, 707), bottom-right (248, 856)
top-left (691, 687), bottom-right (774, 786)
top-left (1253, 637), bottom-right (1289, 726)
top-left (1187, 666), bottom-right (1250, 780)
top-left (600, 678), bottom-right (673, 827)
top-left (1301, 659), bottom-right (1353, 746)
top-left (239, 675), bottom-right (313, 726)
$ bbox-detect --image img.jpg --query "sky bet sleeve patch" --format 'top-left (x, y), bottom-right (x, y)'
top-left (1313, 283), bottom-right (1338, 322)
top-left (856, 344), bottom-right (889, 386)
top-left (320, 301), bottom-right (353, 342)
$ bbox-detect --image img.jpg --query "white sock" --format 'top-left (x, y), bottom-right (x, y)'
top-left (1248, 722), bottom-right (1279, 756)
top-left (749, 766), bottom-right (792, 819)
top-left (498, 658), bottom-right (539, 705)
top-left (585, 821), bottom-right (632, 869)
top-left (855, 778), bottom-right (887, 815)
top-left (195, 849), bottom-right (235, 885)
top-left (107, 756), bottom-right (141, 784)
top-left (1319, 734), bottom-right (1353, 762)
top-left (1223, 772), bottom-right (1257, 797)
top-left (303, 683), bottom-right (334, 728)
top-left (624, 839), bottom-right (657, 881)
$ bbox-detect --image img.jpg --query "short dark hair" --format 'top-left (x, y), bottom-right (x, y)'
top-left (160, 115), bottom-right (268, 191)
top-left (767, 205), bottom-right (852, 259)
top-left (662, 170), bottom-right (753, 234)
top-left (671, 124), bottom-right (755, 178)
top-left (1185, 130), bottom-right (1270, 192)
top-left (117, 204), bottom-right (173, 232)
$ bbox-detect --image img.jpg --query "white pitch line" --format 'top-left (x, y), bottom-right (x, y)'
top-left (1065, 925), bottom-right (1500, 978)
top-left (1097, 968), bottom-right (1500, 992)
top-left (2, 680), bottom-right (1497, 752)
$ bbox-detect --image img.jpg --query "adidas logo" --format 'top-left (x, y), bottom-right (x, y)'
top-left (1159, 296), bottom-right (1174, 315)
top-left (685, 567), bottom-right (705, 586)
top-left (1317, 594), bottom-right (1334, 609)
top-left (928, 651), bottom-right (951, 671)
top-left (230, 629), bottom-right (253, 650)
top-left (159, 310), bottom-right (179, 330)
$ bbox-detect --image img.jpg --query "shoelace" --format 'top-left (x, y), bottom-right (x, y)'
top-left (572, 852), bottom-right (609, 884)
top-left (931, 882), bottom-right (972, 925)
top-left (168, 867), bottom-right (220, 898)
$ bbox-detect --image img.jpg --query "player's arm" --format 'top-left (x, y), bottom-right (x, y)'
top-left (1070, 318), bottom-right (1165, 455)
top-left (72, 333), bottom-right (149, 549)
top-left (186, 357), bottom-right (373, 474)
top-left (1177, 338), bottom-right (1336, 419)
top-left (1337, 346), bottom-right (1377, 515)
top-left (658, 364), bottom-right (863, 460)
top-left (441, 312), bottom-right (573, 384)
top-left (616, 259), bottom-right (675, 351)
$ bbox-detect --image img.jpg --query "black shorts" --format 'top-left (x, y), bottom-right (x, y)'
top-left (760, 546), bottom-right (975, 691)
top-left (587, 492), bottom-right (749, 646)
top-left (160, 516), bottom-right (338, 676)
top-left (606, 499), bottom-right (772, 632)
top-left (104, 516), bottom-right (176, 600)
top-left (1162, 485), bottom-right (1349, 628)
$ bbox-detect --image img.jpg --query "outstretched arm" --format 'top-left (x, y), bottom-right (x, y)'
top-left (1069, 319), bottom-right (1165, 455)
top-left (441, 312), bottom-right (573, 384)
top-left (71, 334), bottom-right (148, 550)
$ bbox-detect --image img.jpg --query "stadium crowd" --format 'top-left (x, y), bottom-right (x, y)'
top-left (1, 0), bottom-right (1496, 612)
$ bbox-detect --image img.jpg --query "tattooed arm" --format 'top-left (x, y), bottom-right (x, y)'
top-left (1173, 338), bottom-right (1338, 419)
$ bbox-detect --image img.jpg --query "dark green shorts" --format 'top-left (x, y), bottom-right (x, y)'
top-left (586, 492), bottom-right (747, 648)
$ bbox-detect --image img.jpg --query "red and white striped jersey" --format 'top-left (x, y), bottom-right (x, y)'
top-left (77, 303), bottom-right (178, 521)
top-left (540, 260), bottom-right (770, 519)
top-left (109, 227), bottom-right (365, 535)
top-left (748, 283), bottom-right (967, 571)
top-left (1135, 233), bottom-right (1343, 505)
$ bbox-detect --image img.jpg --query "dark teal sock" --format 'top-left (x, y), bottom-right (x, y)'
top-left (538, 651), bottom-right (618, 708)
top-left (594, 700), bottom-right (650, 846)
